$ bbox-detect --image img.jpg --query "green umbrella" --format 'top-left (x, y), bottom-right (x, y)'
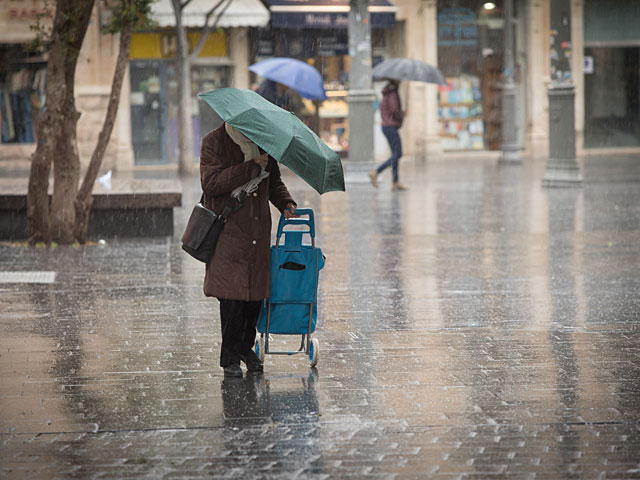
top-left (198, 88), bottom-right (345, 194)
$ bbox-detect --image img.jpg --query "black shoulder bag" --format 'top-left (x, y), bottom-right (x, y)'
top-left (181, 190), bottom-right (247, 263)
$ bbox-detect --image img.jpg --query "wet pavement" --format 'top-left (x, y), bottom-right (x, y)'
top-left (1, 154), bottom-right (640, 479)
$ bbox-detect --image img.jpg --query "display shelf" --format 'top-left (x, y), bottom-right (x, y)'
top-left (439, 102), bottom-right (476, 107)
top-left (440, 116), bottom-right (483, 122)
top-left (319, 112), bottom-right (347, 119)
top-left (438, 75), bottom-right (485, 150)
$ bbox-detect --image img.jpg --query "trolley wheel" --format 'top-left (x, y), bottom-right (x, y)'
top-left (309, 338), bottom-right (319, 367)
top-left (255, 336), bottom-right (265, 362)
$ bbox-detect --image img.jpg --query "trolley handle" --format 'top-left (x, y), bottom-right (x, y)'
top-left (277, 208), bottom-right (315, 238)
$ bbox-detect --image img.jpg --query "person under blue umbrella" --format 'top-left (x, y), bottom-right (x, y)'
top-left (256, 79), bottom-right (278, 105)
top-left (256, 79), bottom-right (306, 117)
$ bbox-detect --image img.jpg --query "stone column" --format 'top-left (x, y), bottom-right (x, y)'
top-left (542, 0), bottom-right (582, 186)
top-left (571, 0), bottom-right (585, 155)
top-left (499, 0), bottom-right (520, 164)
top-left (526, 0), bottom-right (548, 157)
top-left (115, 65), bottom-right (135, 170)
top-left (229, 28), bottom-right (250, 89)
top-left (423, 0), bottom-right (442, 159)
top-left (348, 0), bottom-right (376, 163)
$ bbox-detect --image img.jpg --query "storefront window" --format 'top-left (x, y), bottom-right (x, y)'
top-left (584, 47), bottom-right (639, 148)
top-left (583, 0), bottom-right (640, 149)
top-left (187, 64), bottom-right (231, 157)
top-left (437, 1), bottom-right (509, 151)
top-left (129, 31), bottom-right (231, 164)
top-left (253, 22), bottom-right (394, 155)
top-left (130, 60), bottom-right (167, 164)
top-left (317, 49), bottom-right (349, 153)
top-left (252, 28), bottom-right (353, 153)
top-left (161, 62), bottom-right (231, 162)
top-left (0, 46), bottom-right (46, 145)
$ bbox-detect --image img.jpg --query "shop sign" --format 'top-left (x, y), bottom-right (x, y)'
top-left (318, 35), bottom-right (348, 56)
top-left (279, 31), bottom-right (315, 58)
top-left (277, 12), bottom-right (350, 29)
top-left (437, 8), bottom-right (478, 47)
top-left (3, 6), bottom-right (48, 20)
top-left (258, 39), bottom-right (274, 56)
top-left (583, 55), bottom-right (594, 74)
top-left (257, 30), bottom-right (275, 56)
top-left (271, 12), bottom-right (394, 29)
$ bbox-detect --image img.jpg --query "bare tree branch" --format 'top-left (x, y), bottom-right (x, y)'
top-left (189, 0), bottom-right (232, 60)
top-left (203, 0), bottom-right (228, 23)
top-left (180, 0), bottom-right (194, 10)
top-left (74, 11), bottom-right (134, 243)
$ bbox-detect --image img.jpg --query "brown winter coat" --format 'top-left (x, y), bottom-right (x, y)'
top-left (200, 124), bottom-right (296, 301)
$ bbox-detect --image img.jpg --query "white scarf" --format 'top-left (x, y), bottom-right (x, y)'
top-left (225, 123), bottom-right (270, 199)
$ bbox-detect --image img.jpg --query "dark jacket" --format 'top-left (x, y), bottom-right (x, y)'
top-left (380, 84), bottom-right (404, 128)
top-left (257, 79), bottom-right (278, 105)
top-left (200, 124), bottom-right (296, 301)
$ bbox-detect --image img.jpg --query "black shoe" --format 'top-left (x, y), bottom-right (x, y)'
top-left (240, 351), bottom-right (264, 373)
top-left (223, 364), bottom-right (243, 378)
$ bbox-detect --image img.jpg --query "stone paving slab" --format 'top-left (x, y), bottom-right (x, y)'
top-left (1, 155), bottom-right (640, 479)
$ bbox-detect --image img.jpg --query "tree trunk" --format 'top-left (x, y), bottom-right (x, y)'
top-left (27, 107), bottom-right (54, 244)
top-left (27, 0), bottom-right (95, 245)
top-left (74, 16), bottom-right (133, 243)
top-left (172, 0), bottom-right (194, 175)
top-left (49, 107), bottom-right (82, 244)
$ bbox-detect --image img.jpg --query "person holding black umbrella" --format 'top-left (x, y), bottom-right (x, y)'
top-left (369, 79), bottom-right (407, 191)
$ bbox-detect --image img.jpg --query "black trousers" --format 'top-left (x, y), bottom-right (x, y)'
top-left (219, 299), bottom-right (262, 367)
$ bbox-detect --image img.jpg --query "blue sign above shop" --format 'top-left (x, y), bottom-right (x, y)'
top-left (267, 0), bottom-right (397, 29)
top-left (437, 8), bottom-right (479, 46)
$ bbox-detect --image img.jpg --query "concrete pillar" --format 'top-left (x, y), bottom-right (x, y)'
top-left (348, 0), bottom-right (376, 163)
top-left (499, 0), bottom-right (521, 164)
top-left (115, 65), bottom-right (135, 170)
top-left (542, 0), bottom-right (582, 186)
top-left (571, 0), bottom-right (585, 154)
top-left (423, 0), bottom-right (442, 159)
top-left (526, 0), bottom-right (548, 157)
top-left (229, 28), bottom-right (250, 89)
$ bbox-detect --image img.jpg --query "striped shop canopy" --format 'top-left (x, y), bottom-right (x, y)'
top-left (150, 0), bottom-right (271, 28)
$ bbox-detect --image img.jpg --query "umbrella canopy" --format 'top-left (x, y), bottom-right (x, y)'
top-left (372, 58), bottom-right (447, 85)
top-left (199, 88), bottom-right (344, 194)
top-left (249, 57), bottom-right (328, 101)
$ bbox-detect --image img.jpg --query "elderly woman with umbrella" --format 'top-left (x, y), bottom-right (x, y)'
top-left (200, 122), bottom-right (298, 377)
top-left (198, 88), bottom-right (344, 378)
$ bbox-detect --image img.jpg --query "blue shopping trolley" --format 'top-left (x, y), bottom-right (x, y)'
top-left (255, 208), bottom-right (324, 367)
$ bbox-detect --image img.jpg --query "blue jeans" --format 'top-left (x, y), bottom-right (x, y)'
top-left (377, 126), bottom-right (403, 182)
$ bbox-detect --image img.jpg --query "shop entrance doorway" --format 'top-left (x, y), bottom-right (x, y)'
top-left (584, 47), bottom-right (639, 148)
top-left (130, 60), bottom-right (167, 164)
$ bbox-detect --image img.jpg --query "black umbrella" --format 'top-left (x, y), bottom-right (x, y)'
top-left (372, 58), bottom-right (447, 85)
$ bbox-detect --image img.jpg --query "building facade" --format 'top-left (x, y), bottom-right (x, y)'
top-left (0, 0), bottom-right (133, 170)
top-left (1, 0), bottom-right (638, 170)
top-left (393, 0), bottom-right (639, 160)
top-left (129, 0), bottom-right (269, 165)
top-left (0, 0), bottom-right (268, 171)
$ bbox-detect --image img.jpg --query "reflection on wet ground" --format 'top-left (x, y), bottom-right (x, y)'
top-left (1, 155), bottom-right (639, 478)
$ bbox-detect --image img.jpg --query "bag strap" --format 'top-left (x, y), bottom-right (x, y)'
top-left (200, 189), bottom-right (248, 222)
